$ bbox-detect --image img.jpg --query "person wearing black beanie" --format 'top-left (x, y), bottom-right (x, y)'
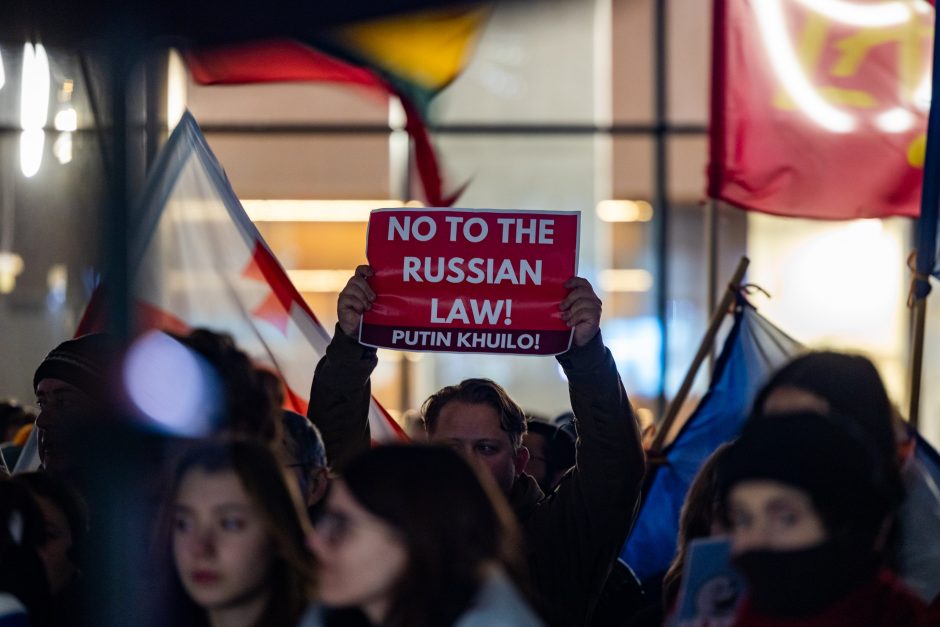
top-left (752, 351), bottom-right (940, 604)
top-left (33, 333), bottom-right (120, 475)
top-left (718, 411), bottom-right (927, 626)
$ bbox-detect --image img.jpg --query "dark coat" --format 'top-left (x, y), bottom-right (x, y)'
top-left (308, 327), bottom-right (645, 627)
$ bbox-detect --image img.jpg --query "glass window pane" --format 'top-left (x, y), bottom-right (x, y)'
top-left (747, 214), bottom-right (911, 407)
top-left (435, 0), bottom-right (599, 125)
top-left (667, 0), bottom-right (710, 125)
top-left (187, 81), bottom-right (389, 125)
top-left (612, 0), bottom-right (654, 124)
top-left (205, 133), bottom-right (390, 199)
top-left (0, 126), bottom-right (104, 405)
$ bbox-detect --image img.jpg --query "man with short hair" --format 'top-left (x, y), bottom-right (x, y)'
top-left (523, 417), bottom-right (576, 495)
top-left (309, 266), bottom-right (645, 627)
top-left (280, 409), bottom-right (329, 521)
top-left (32, 334), bottom-right (119, 476)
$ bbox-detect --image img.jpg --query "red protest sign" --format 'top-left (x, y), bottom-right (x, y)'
top-left (360, 208), bottom-right (580, 355)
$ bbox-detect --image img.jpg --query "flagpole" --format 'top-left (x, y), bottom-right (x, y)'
top-left (705, 198), bottom-right (719, 368)
top-left (651, 255), bottom-right (749, 452)
top-left (909, 296), bottom-right (927, 428)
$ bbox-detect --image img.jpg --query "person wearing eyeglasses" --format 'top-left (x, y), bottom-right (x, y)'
top-left (280, 410), bottom-right (330, 522)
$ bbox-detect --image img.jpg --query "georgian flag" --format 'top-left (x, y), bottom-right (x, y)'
top-left (77, 111), bottom-right (405, 443)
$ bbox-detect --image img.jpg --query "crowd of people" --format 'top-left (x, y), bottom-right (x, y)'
top-left (1, 269), bottom-right (939, 626)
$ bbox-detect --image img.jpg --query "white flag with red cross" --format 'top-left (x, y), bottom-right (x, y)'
top-left (76, 111), bottom-right (405, 443)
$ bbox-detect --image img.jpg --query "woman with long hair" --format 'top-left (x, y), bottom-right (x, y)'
top-left (660, 442), bottom-right (734, 612)
top-left (13, 472), bottom-right (88, 627)
top-left (304, 444), bottom-right (542, 627)
top-left (154, 439), bottom-right (315, 627)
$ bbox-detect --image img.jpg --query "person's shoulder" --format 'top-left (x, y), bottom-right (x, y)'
top-left (295, 604), bottom-right (325, 627)
top-left (454, 569), bottom-right (544, 627)
top-left (509, 472), bottom-right (544, 521)
top-left (869, 570), bottom-right (930, 625)
top-left (0, 593), bottom-right (28, 627)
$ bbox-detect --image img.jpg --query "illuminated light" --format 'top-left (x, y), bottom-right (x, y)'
top-left (596, 200), bottom-right (653, 222)
top-left (599, 269), bottom-right (654, 293)
top-left (0, 49), bottom-right (5, 90)
top-left (20, 43), bottom-right (49, 177)
top-left (53, 108), bottom-right (77, 132)
top-left (876, 107), bottom-right (915, 132)
top-left (604, 316), bottom-right (663, 397)
top-left (53, 132), bottom-right (72, 165)
top-left (243, 199), bottom-right (410, 222)
top-left (380, 349), bottom-right (404, 362)
top-left (781, 221), bottom-right (901, 340)
top-left (46, 264), bottom-right (67, 311)
top-left (753, 0), bottom-right (856, 133)
top-left (791, 0), bottom-right (912, 27)
top-left (635, 407), bottom-right (655, 430)
top-left (20, 43), bottom-right (50, 131)
top-left (287, 269), bottom-right (355, 293)
top-left (167, 49), bottom-right (187, 132)
top-left (913, 0), bottom-right (932, 14)
top-left (20, 129), bottom-right (44, 178)
top-left (0, 252), bottom-right (24, 294)
top-left (123, 330), bottom-right (222, 437)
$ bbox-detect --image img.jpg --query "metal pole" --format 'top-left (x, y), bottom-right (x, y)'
top-left (654, 0), bottom-right (670, 417)
top-left (652, 256), bottom-right (749, 452)
top-left (107, 47), bottom-right (130, 343)
top-left (144, 50), bottom-right (169, 169)
top-left (390, 96), bottom-right (414, 412)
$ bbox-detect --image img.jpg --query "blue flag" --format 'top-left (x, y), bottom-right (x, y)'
top-left (915, 3), bottom-right (940, 299)
top-left (621, 296), bottom-right (802, 583)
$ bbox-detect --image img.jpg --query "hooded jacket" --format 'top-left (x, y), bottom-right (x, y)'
top-left (308, 327), bottom-right (645, 627)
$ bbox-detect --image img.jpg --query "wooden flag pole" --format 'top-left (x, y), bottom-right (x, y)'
top-left (705, 199), bottom-right (720, 369)
top-left (909, 296), bottom-right (927, 429)
top-left (651, 255), bottom-right (750, 453)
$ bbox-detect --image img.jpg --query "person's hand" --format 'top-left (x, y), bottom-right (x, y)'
top-left (337, 265), bottom-right (375, 337)
top-left (559, 277), bottom-right (602, 347)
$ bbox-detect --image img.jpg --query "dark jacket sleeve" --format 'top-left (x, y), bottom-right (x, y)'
top-left (522, 330), bottom-right (646, 627)
top-left (307, 324), bottom-right (378, 471)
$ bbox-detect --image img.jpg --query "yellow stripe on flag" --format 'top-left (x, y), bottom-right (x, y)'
top-left (334, 7), bottom-right (490, 91)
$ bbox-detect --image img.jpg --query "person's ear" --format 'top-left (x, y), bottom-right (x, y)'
top-left (307, 467), bottom-right (330, 508)
top-left (514, 446), bottom-right (530, 476)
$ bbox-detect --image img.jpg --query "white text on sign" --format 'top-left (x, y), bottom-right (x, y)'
top-left (388, 215), bottom-right (556, 245)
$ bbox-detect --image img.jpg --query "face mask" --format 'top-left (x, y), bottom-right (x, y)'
top-left (733, 540), bottom-right (876, 617)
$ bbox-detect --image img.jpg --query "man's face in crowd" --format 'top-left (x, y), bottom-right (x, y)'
top-left (522, 431), bottom-right (550, 490)
top-left (427, 400), bottom-right (529, 495)
top-left (278, 440), bottom-right (329, 512)
top-left (35, 378), bottom-right (97, 473)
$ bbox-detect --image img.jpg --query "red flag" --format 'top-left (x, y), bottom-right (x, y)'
top-left (77, 112), bottom-right (407, 443)
top-left (709, 0), bottom-right (934, 219)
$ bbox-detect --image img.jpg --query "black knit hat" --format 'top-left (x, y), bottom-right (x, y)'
top-left (719, 411), bottom-right (893, 539)
top-left (33, 334), bottom-right (119, 402)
